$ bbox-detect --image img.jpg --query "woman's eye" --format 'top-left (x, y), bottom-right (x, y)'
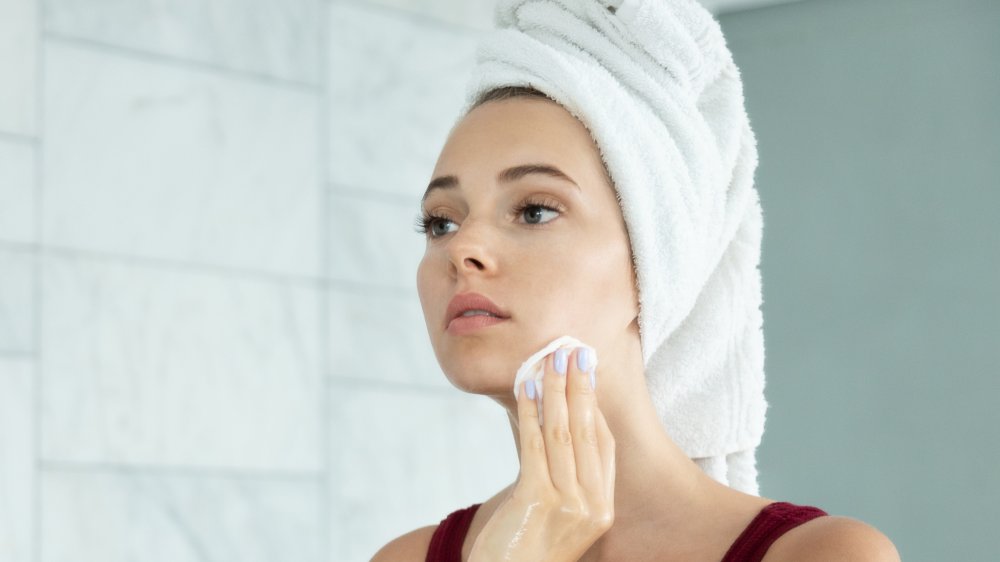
top-left (519, 204), bottom-right (560, 225)
top-left (414, 199), bottom-right (562, 239)
top-left (430, 217), bottom-right (457, 237)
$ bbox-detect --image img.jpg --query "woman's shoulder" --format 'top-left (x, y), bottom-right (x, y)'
top-left (762, 514), bottom-right (901, 562)
top-left (370, 524), bottom-right (438, 562)
top-left (373, 485), bottom-right (510, 562)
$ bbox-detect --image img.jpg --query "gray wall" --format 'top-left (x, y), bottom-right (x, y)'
top-left (718, 1), bottom-right (1000, 560)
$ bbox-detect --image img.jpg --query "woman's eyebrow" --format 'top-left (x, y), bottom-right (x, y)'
top-left (422, 163), bottom-right (580, 203)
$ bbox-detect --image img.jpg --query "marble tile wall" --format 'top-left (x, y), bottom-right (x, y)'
top-left (0, 0), bottom-right (519, 560)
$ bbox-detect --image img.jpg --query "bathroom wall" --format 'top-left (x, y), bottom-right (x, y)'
top-left (0, 0), bottom-right (517, 560)
top-left (1, 0), bottom-right (995, 561)
top-left (718, 0), bottom-right (999, 560)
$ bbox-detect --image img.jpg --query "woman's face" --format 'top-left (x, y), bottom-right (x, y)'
top-left (416, 97), bottom-right (639, 401)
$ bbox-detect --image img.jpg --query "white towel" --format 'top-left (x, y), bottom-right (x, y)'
top-left (460, 0), bottom-right (767, 495)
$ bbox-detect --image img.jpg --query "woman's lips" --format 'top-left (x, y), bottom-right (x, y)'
top-left (444, 291), bottom-right (510, 332)
top-left (446, 313), bottom-right (509, 335)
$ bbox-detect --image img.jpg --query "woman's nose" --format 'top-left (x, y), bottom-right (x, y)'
top-left (458, 255), bottom-right (485, 271)
top-left (447, 221), bottom-right (496, 275)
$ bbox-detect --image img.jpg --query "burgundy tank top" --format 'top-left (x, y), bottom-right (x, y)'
top-left (425, 501), bottom-right (827, 562)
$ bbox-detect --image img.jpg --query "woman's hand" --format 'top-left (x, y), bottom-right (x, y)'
top-left (469, 346), bottom-right (616, 562)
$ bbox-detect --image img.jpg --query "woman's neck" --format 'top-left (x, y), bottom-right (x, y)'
top-left (582, 353), bottom-right (723, 526)
top-left (498, 333), bottom-right (764, 560)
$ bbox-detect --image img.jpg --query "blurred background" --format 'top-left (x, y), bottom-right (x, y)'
top-left (0, 0), bottom-right (996, 560)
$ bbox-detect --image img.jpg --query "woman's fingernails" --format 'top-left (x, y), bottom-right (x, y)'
top-left (577, 346), bottom-right (593, 373)
top-left (526, 379), bottom-right (536, 400)
top-left (554, 348), bottom-right (568, 376)
top-left (590, 370), bottom-right (597, 390)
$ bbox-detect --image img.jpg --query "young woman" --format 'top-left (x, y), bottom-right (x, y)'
top-left (371, 0), bottom-right (900, 557)
top-left (370, 86), bottom-right (900, 561)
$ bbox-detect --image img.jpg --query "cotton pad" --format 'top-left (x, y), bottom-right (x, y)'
top-left (512, 335), bottom-right (598, 402)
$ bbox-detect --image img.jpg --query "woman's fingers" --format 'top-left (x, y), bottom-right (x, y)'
top-left (517, 344), bottom-right (614, 511)
top-left (541, 349), bottom-right (578, 493)
top-left (566, 347), bottom-right (604, 499)
top-left (516, 378), bottom-right (553, 491)
top-left (475, 361), bottom-right (615, 562)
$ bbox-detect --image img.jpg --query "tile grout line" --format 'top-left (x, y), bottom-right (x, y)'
top-left (329, 181), bottom-right (420, 207)
top-left (40, 459), bottom-right (325, 481)
top-left (0, 241), bottom-right (414, 297)
top-left (354, 0), bottom-right (487, 35)
top-left (0, 131), bottom-right (38, 144)
top-left (10, 243), bottom-right (323, 286)
top-left (0, 240), bottom-right (38, 251)
top-left (329, 375), bottom-right (454, 396)
top-left (43, 31), bottom-right (321, 93)
top-left (33, 0), bottom-right (44, 559)
top-left (0, 239), bottom-right (417, 304)
top-left (0, 350), bottom-right (37, 359)
top-left (319, 2), bottom-right (333, 560)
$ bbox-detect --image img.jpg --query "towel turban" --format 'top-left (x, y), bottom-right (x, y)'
top-left (457, 0), bottom-right (767, 495)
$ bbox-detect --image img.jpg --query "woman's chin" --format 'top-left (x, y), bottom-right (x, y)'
top-left (442, 365), bottom-right (519, 397)
top-left (434, 333), bottom-right (571, 395)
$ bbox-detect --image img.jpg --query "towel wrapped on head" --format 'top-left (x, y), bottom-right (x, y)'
top-left (460, 0), bottom-right (767, 495)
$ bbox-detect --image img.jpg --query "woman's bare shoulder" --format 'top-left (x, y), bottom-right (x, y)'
top-left (763, 515), bottom-right (901, 562)
top-left (372, 484), bottom-right (511, 562)
top-left (370, 524), bottom-right (438, 562)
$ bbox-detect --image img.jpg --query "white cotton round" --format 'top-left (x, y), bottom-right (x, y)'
top-left (512, 335), bottom-right (599, 402)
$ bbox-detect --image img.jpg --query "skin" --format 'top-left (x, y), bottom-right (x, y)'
top-left (412, 97), bottom-right (900, 561)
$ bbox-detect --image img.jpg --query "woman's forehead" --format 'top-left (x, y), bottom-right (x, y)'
top-left (432, 99), bottom-right (610, 193)
top-left (422, 161), bottom-right (583, 206)
top-left (454, 97), bottom-right (592, 147)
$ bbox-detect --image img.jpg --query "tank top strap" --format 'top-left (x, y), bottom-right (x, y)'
top-left (720, 501), bottom-right (829, 562)
top-left (425, 503), bottom-right (482, 562)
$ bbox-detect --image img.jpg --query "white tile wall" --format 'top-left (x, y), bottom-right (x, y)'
top-left (42, 41), bottom-right (321, 278)
top-left (0, 248), bottom-right (35, 353)
top-left (39, 252), bottom-right (323, 471)
top-left (0, 358), bottom-right (34, 562)
top-left (328, 2), bottom-right (480, 199)
top-left (328, 287), bottom-right (443, 387)
top-left (0, 140), bottom-right (36, 244)
top-left (44, 0), bottom-right (322, 85)
top-left (40, 470), bottom-right (323, 562)
top-left (0, 0), bottom-right (519, 560)
top-left (327, 190), bottom-right (426, 290)
top-left (330, 383), bottom-right (516, 561)
top-left (0, 0), bottom-right (37, 135)
top-left (356, 0), bottom-right (498, 31)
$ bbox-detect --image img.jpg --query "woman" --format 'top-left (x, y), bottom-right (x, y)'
top-left (371, 87), bottom-right (899, 562)
top-left (375, 0), bottom-right (901, 559)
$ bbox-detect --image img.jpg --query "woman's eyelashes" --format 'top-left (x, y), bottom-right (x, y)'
top-left (511, 197), bottom-right (561, 226)
top-left (413, 212), bottom-right (457, 238)
top-left (413, 196), bottom-right (564, 239)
